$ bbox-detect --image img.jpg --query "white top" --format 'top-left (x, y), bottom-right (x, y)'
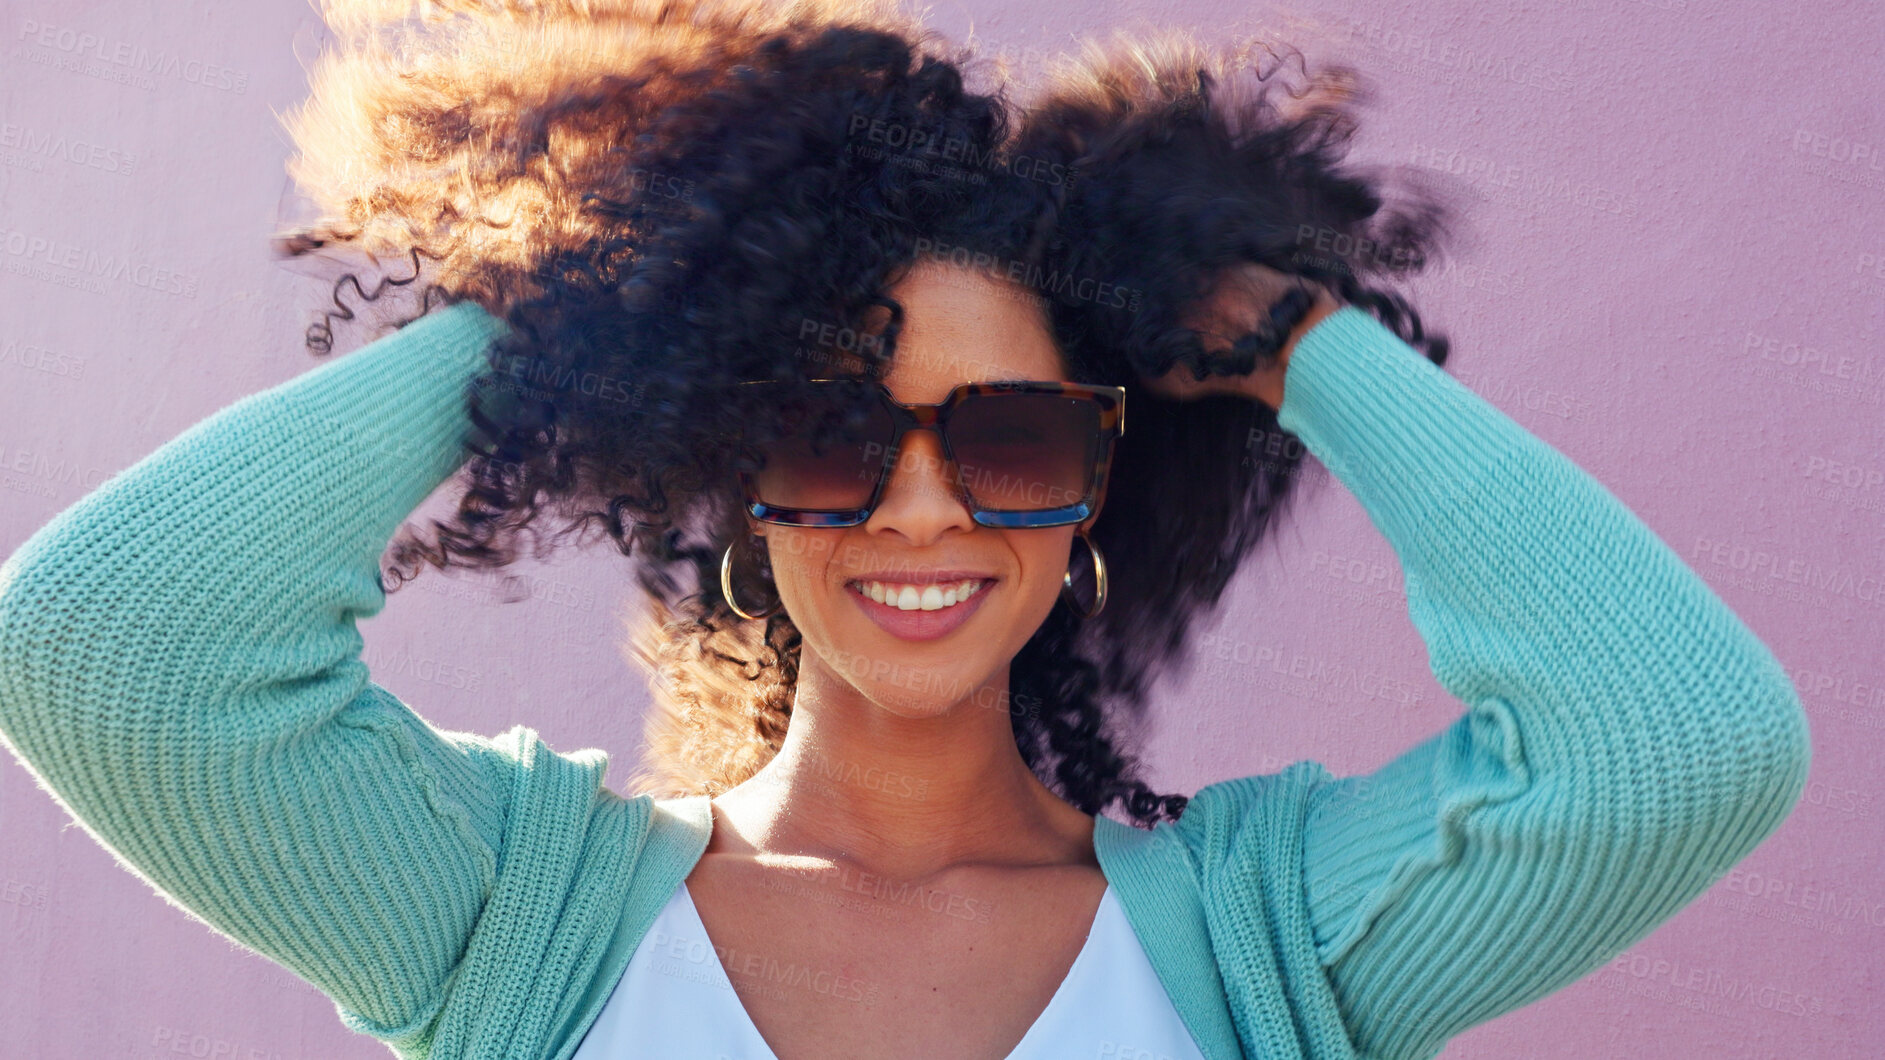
top-left (571, 879), bottom-right (1208, 1059)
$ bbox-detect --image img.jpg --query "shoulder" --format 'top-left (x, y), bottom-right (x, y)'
top-left (1099, 762), bottom-right (1360, 1055)
top-left (1096, 760), bottom-right (1340, 900)
top-left (439, 720), bottom-right (702, 886)
top-left (1169, 760), bottom-right (1339, 870)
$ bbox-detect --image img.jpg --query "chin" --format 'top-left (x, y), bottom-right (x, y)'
top-left (842, 653), bottom-right (996, 720)
top-left (801, 597), bottom-right (1015, 713)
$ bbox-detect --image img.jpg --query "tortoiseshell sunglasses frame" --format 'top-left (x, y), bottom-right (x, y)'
top-left (733, 378), bottom-right (1126, 529)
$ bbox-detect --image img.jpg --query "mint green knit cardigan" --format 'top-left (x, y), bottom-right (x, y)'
top-left (0, 301), bottom-right (1810, 1060)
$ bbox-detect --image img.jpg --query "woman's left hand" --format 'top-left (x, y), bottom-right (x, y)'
top-left (1141, 263), bottom-right (1342, 412)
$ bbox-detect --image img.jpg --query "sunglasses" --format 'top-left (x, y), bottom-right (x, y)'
top-left (734, 378), bottom-right (1126, 528)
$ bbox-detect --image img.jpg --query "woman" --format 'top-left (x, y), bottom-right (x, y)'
top-left (0, 0), bottom-right (1810, 1058)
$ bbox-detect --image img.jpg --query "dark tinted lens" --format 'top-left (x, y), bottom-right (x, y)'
top-left (948, 392), bottom-right (1097, 512)
top-left (750, 385), bottom-right (893, 511)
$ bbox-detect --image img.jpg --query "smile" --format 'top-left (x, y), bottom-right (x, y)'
top-left (845, 578), bottom-right (995, 642)
top-left (846, 578), bottom-right (990, 611)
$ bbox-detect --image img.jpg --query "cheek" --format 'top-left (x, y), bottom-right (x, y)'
top-left (1013, 532), bottom-right (1078, 609)
top-left (759, 531), bottom-right (841, 602)
top-left (765, 539), bottom-right (809, 588)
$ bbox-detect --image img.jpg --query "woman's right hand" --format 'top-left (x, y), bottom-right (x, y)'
top-left (1142, 264), bottom-right (1342, 412)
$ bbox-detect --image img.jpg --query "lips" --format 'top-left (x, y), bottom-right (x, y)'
top-left (845, 577), bottom-right (994, 642)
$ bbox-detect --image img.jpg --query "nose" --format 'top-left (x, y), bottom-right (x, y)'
top-left (864, 426), bottom-right (977, 543)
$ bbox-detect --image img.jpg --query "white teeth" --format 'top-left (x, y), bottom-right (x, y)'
top-left (854, 578), bottom-right (985, 611)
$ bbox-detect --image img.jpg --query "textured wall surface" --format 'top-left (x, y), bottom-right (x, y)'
top-left (1, 2), bottom-right (1878, 1057)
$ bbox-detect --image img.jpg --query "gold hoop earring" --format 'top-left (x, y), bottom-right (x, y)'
top-left (1060, 526), bottom-right (1108, 619)
top-left (721, 536), bottom-right (781, 621)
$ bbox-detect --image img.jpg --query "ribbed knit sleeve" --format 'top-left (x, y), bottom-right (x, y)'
top-left (1174, 306), bottom-right (1812, 1059)
top-left (0, 302), bottom-right (525, 1047)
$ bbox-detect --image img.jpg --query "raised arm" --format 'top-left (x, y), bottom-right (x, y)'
top-left (0, 301), bottom-right (525, 1045)
top-left (1179, 305), bottom-right (1811, 1059)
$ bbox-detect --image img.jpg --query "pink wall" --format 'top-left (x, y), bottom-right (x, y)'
top-left (2, 2), bottom-right (1879, 1057)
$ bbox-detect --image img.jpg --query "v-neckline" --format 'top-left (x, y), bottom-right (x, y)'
top-left (676, 878), bottom-right (1113, 1060)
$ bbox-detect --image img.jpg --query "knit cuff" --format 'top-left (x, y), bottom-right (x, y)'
top-left (1276, 306), bottom-right (1517, 547)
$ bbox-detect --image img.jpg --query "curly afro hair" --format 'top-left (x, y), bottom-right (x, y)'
top-left (273, 0), bottom-right (1457, 828)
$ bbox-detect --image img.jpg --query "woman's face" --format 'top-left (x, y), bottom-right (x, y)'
top-left (752, 257), bottom-right (1080, 719)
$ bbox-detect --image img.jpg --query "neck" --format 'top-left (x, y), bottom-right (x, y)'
top-left (709, 655), bottom-right (1096, 880)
